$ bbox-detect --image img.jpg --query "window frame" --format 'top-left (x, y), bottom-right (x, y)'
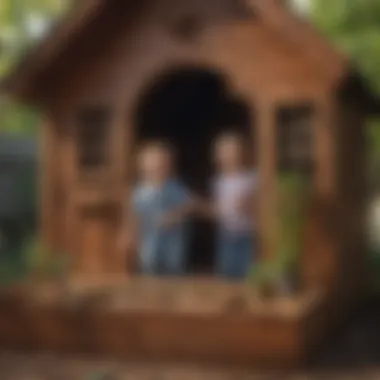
top-left (74, 105), bottom-right (113, 184)
top-left (275, 103), bottom-right (315, 174)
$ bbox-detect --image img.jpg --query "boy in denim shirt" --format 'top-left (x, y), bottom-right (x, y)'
top-left (122, 141), bottom-right (194, 275)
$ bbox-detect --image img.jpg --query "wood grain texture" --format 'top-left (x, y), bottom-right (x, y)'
top-left (29, 0), bottom-right (369, 302)
top-left (0, 278), bottom-right (325, 369)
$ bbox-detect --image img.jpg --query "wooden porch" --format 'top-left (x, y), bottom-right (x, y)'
top-left (0, 276), bottom-right (330, 369)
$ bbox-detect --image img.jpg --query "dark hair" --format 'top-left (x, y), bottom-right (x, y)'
top-left (214, 130), bottom-right (245, 144)
top-left (214, 130), bottom-right (253, 167)
top-left (137, 139), bottom-right (176, 158)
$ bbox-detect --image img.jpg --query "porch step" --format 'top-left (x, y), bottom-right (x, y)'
top-left (0, 277), bottom-right (326, 369)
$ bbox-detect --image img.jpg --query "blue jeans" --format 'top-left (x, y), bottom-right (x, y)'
top-left (216, 231), bottom-right (253, 280)
top-left (139, 231), bottom-right (187, 275)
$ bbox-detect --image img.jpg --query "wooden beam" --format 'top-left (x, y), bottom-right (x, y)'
top-left (257, 100), bottom-right (277, 260)
top-left (39, 116), bottom-right (58, 251)
top-left (314, 95), bottom-right (336, 197)
top-left (114, 104), bottom-right (136, 274)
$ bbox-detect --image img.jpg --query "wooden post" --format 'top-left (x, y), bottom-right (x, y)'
top-left (314, 96), bottom-right (336, 197)
top-left (39, 115), bottom-right (58, 251)
top-left (257, 100), bottom-right (277, 260)
top-left (61, 116), bottom-right (77, 259)
top-left (114, 104), bottom-right (136, 274)
top-left (301, 95), bottom-right (338, 290)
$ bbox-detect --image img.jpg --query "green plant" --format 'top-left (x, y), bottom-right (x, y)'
top-left (247, 259), bottom-right (281, 289)
top-left (22, 236), bottom-right (70, 281)
top-left (247, 172), bottom-right (309, 295)
top-left (276, 173), bottom-right (309, 270)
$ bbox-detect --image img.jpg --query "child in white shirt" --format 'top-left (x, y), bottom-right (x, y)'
top-left (203, 132), bottom-right (257, 279)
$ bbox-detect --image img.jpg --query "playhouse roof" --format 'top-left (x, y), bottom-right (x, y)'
top-left (1, 0), bottom-right (379, 113)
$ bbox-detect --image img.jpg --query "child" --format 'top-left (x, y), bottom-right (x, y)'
top-left (121, 141), bottom-right (194, 276)
top-left (206, 131), bottom-right (257, 279)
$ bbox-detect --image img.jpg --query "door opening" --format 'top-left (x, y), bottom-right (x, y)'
top-left (134, 67), bottom-right (253, 273)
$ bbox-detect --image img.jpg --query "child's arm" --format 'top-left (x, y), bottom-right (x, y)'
top-left (158, 195), bottom-right (199, 228)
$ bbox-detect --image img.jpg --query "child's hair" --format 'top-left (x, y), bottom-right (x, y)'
top-left (134, 139), bottom-right (176, 180)
top-left (137, 139), bottom-right (176, 159)
top-left (214, 130), bottom-right (245, 147)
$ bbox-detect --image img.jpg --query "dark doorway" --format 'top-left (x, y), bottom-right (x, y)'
top-left (134, 67), bottom-right (253, 273)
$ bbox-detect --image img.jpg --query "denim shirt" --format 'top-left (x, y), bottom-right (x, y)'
top-left (131, 179), bottom-right (190, 245)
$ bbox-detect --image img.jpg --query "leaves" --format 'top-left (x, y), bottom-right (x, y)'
top-left (0, 0), bottom-right (67, 134)
top-left (22, 236), bottom-right (70, 281)
top-left (247, 172), bottom-right (309, 290)
top-left (311, 0), bottom-right (380, 94)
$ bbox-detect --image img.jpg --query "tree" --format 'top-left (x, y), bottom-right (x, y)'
top-left (311, 0), bottom-right (380, 93)
top-left (0, 0), bottom-right (67, 135)
top-left (311, 0), bottom-right (380, 190)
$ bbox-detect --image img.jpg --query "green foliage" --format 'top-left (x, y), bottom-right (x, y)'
top-left (248, 172), bottom-right (309, 292)
top-left (311, 0), bottom-right (380, 94)
top-left (247, 258), bottom-right (282, 291)
top-left (0, 102), bottom-right (39, 135)
top-left (0, 0), bottom-right (67, 135)
top-left (0, 253), bottom-right (25, 286)
top-left (0, 0), bottom-right (68, 75)
top-left (276, 172), bottom-right (309, 267)
top-left (22, 236), bottom-right (70, 281)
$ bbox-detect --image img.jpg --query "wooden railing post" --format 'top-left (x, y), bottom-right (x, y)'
top-left (257, 100), bottom-right (277, 260)
top-left (40, 115), bottom-right (58, 251)
top-left (114, 104), bottom-right (136, 274)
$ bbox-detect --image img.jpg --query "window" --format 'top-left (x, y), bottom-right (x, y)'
top-left (275, 104), bottom-right (313, 274)
top-left (76, 106), bottom-right (111, 174)
top-left (276, 104), bottom-right (314, 173)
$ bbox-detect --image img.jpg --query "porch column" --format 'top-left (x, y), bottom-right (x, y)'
top-left (115, 104), bottom-right (136, 274)
top-left (315, 96), bottom-right (336, 197)
top-left (257, 101), bottom-right (277, 260)
top-left (301, 95), bottom-right (338, 290)
top-left (40, 115), bottom-right (58, 251)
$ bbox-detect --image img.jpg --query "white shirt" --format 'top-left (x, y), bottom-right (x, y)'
top-left (213, 171), bottom-right (257, 233)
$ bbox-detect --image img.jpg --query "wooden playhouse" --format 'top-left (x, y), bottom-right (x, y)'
top-left (0, 0), bottom-right (379, 368)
